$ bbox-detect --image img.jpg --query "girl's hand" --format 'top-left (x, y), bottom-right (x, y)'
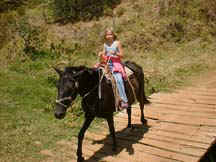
top-left (109, 54), bottom-right (119, 58)
top-left (109, 50), bottom-right (115, 55)
top-left (98, 51), bottom-right (105, 57)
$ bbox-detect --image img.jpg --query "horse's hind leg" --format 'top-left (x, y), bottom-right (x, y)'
top-left (107, 115), bottom-right (117, 151)
top-left (138, 89), bottom-right (147, 125)
top-left (137, 75), bottom-right (148, 125)
top-left (140, 102), bottom-right (147, 125)
top-left (77, 116), bottom-right (94, 162)
top-left (127, 106), bottom-right (132, 128)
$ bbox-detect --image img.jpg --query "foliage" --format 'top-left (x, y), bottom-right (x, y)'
top-left (158, 0), bottom-right (216, 42)
top-left (0, 0), bottom-right (46, 13)
top-left (0, 12), bottom-right (19, 49)
top-left (0, 0), bottom-right (27, 13)
top-left (17, 19), bottom-right (49, 59)
top-left (52, 0), bottom-right (121, 23)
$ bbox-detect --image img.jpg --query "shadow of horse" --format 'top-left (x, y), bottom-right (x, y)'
top-left (85, 124), bottom-right (150, 162)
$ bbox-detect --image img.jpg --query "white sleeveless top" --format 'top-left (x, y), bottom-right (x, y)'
top-left (104, 41), bottom-right (119, 57)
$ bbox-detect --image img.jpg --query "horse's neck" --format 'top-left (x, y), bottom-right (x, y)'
top-left (78, 71), bottom-right (98, 97)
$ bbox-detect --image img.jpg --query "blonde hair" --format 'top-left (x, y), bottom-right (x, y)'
top-left (104, 28), bottom-right (117, 40)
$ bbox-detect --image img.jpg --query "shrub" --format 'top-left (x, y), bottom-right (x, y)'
top-left (52, 0), bottom-right (121, 23)
top-left (158, 0), bottom-right (216, 42)
top-left (0, 0), bottom-right (26, 13)
top-left (17, 18), bottom-right (48, 59)
top-left (0, 12), bottom-right (18, 49)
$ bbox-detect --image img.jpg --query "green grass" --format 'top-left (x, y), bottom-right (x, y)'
top-left (0, 58), bottom-right (106, 161)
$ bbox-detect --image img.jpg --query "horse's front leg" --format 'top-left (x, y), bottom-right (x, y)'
top-left (107, 115), bottom-right (117, 151)
top-left (77, 116), bottom-right (94, 162)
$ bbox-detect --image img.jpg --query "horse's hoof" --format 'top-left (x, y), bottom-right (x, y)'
top-left (126, 125), bottom-right (135, 132)
top-left (77, 156), bottom-right (84, 162)
top-left (112, 146), bottom-right (117, 152)
top-left (141, 118), bottom-right (147, 125)
top-left (127, 124), bottom-right (132, 128)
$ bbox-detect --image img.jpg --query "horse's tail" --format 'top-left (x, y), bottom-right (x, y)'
top-left (138, 68), bottom-right (150, 104)
top-left (124, 61), bottom-right (150, 104)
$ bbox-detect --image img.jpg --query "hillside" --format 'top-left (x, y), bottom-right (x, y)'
top-left (1, 0), bottom-right (216, 92)
top-left (0, 0), bottom-right (216, 161)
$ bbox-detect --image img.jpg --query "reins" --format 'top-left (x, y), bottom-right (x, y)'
top-left (83, 69), bottom-right (105, 110)
top-left (55, 96), bottom-right (72, 108)
top-left (83, 84), bottom-right (98, 99)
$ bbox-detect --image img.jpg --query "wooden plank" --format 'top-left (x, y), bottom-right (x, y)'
top-left (143, 103), bottom-right (216, 114)
top-left (149, 98), bottom-right (216, 109)
top-left (150, 90), bottom-right (216, 105)
top-left (153, 91), bottom-right (216, 102)
top-left (132, 106), bottom-right (216, 120)
top-left (125, 110), bottom-right (216, 127)
top-left (175, 87), bottom-right (216, 94)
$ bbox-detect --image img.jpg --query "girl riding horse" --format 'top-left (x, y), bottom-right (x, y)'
top-left (96, 28), bottom-right (128, 110)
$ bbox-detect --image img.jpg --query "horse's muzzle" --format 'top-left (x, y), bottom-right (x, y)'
top-left (54, 111), bottom-right (66, 119)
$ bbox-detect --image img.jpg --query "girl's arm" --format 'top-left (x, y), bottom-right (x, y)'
top-left (98, 45), bottom-right (106, 57)
top-left (116, 41), bottom-right (123, 58)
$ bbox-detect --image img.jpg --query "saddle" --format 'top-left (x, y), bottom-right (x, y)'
top-left (98, 65), bottom-right (134, 111)
top-left (101, 65), bottom-right (134, 81)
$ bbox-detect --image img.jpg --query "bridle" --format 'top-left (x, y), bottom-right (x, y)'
top-left (55, 96), bottom-right (73, 108)
top-left (55, 69), bottom-right (104, 108)
top-left (55, 78), bottom-right (79, 108)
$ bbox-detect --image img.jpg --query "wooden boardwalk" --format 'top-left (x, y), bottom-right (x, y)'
top-left (46, 73), bottom-right (216, 162)
top-left (80, 75), bottom-right (216, 162)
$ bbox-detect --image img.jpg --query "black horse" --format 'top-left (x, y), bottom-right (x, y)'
top-left (54, 61), bottom-right (149, 162)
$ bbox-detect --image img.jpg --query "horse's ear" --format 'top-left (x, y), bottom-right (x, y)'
top-left (53, 67), bottom-right (63, 76)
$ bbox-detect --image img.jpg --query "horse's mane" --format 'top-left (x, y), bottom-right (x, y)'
top-left (64, 66), bottom-right (86, 73)
top-left (63, 66), bottom-right (98, 80)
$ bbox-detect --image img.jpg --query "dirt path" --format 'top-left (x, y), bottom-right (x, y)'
top-left (43, 71), bottom-right (216, 162)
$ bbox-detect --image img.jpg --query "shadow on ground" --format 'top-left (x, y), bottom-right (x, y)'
top-left (85, 124), bottom-right (150, 162)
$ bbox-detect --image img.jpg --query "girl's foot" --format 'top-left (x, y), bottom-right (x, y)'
top-left (119, 101), bottom-right (128, 111)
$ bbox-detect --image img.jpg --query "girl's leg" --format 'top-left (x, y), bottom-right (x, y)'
top-left (112, 72), bottom-right (128, 103)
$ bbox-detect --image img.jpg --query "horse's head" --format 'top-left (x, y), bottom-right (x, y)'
top-left (54, 67), bottom-right (80, 119)
top-left (54, 66), bottom-right (98, 119)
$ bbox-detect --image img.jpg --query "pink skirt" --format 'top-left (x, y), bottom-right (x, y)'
top-left (110, 57), bottom-right (127, 80)
top-left (94, 55), bottom-right (127, 80)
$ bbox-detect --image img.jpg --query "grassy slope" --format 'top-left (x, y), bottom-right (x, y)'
top-left (0, 0), bottom-right (216, 161)
top-left (0, 58), bottom-right (103, 161)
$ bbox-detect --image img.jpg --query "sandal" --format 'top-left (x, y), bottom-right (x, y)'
top-left (118, 101), bottom-right (128, 111)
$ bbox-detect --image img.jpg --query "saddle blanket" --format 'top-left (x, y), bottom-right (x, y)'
top-left (99, 66), bottom-right (134, 80)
